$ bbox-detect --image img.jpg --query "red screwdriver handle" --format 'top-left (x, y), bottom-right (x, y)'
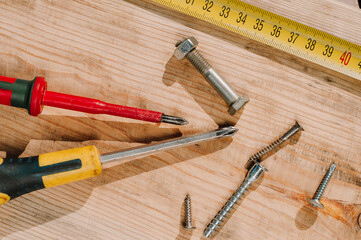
top-left (0, 75), bottom-right (166, 123)
top-left (0, 75), bottom-right (46, 116)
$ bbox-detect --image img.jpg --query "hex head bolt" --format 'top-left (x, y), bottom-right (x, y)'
top-left (184, 194), bottom-right (196, 230)
top-left (174, 37), bottom-right (250, 115)
top-left (307, 163), bottom-right (337, 209)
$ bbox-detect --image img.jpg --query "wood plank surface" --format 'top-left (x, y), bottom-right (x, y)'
top-left (0, 0), bottom-right (360, 239)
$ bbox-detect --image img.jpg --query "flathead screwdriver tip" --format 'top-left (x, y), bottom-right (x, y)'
top-left (161, 114), bottom-right (189, 125)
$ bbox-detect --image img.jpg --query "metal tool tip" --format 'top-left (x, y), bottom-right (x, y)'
top-left (329, 162), bottom-right (337, 171)
top-left (219, 126), bottom-right (239, 137)
top-left (161, 114), bottom-right (189, 125)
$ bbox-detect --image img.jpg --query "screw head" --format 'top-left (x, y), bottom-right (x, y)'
top-left (228, 95), bottom-right (250, 115)
top-left (174, 37), bottom-right (198, 60)
top-left (307, 198), bottom-right (324, 209)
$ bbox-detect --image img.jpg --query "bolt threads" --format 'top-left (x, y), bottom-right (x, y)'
top-left (185, 194), bottom-right (194, 228)
top-left (249, 138), bottom-right (283, 162)
top-left (186, 50), bottom-right (212, 75)
top-left (313, 163), bottom-right (336, 200)
top-left (204, 180), bottom-right (251, 238)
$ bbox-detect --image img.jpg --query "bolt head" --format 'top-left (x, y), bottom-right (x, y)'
top-left (174, 37), bottom-right (198, 60)
top-left (307, 198), bottom-right (324, 209)
top-left (228, 95), bottom-right (250, 115)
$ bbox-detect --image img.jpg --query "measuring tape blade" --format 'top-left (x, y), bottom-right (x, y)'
top-left (152, 0), bottom-right (361, 81)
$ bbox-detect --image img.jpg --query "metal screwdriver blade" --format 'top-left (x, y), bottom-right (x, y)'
top-left (161, 114), bottom-right (189, 125)
top-left (100, 126), bottom-right (238, 165)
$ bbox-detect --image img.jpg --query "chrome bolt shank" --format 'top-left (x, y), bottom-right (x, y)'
top-left (174, 37), bottom-right (249, 115)
top-left (203, 162), bottom-right (266, 238)
top-left (307, 163), bottom-right (336, 209)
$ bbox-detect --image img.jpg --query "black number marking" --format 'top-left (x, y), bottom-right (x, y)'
top-left (220, 6), bottom-right (230, 18)
top-left (305, 38), bottom-right (317, 51)
top-left (253, 19), bottom-right (265, 31)
top-left (288, 32), bottom-right (299, 43)
top-left (185, 0), bottom-right (194, 5)
top-left (236, 12), bottom-right (247, 24)
top-left (322, 45), bottom-right (334, 57)
top-left (358, 61), bottom-right (361, 69)
top-left (203, 0), bottom-right (213, 12)
top-left (271, 25), bottom-right (282, 37)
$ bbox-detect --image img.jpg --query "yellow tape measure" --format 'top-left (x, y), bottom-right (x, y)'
top-left (152, 0), bottom-right (361, 80)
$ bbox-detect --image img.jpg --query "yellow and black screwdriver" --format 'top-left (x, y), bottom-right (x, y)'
top-left (0, 127), bottom-right (237, 205)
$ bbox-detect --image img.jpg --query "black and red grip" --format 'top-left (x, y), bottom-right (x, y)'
top-left (0, 76), bottom-right (46, 116)
top-left (0, 75), bottom-right (163, 122)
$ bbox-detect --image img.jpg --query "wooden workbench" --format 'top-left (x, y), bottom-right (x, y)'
top-left (0, 0), bottom-right (360, 239)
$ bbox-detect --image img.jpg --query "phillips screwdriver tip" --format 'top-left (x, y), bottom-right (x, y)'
top-left (161, 114), bottom-right (189, 125)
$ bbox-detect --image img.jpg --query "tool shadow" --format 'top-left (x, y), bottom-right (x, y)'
top-left (175, 196), bottom-right (194, 240)
top-left (0, 113), bottom-right (183, 158)
top-left (125, 0), bottom-right (361, 98)
top-left (162, 55), bottom-right (244, 127)
top-left (200, 171), bottom-right (265, 239)
top-left (0, 134), bottom-right (233, 238)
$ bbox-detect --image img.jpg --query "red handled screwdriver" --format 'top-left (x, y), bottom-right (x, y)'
top-left (0, 76), bottom-right (188, 125)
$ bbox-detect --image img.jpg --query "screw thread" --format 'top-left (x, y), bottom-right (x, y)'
top-left (313, 163), bottom-right (336, 200)
top-left (204, 180), bottom-right (251, 238)
top-left (186, 50), bottom-right (212, 75)
top-left (185, 194), bottom-right (193, 228)
top-left (249, 138), bottom-right (284, 162)
top-left (249, 122), bottom-right (303, 163)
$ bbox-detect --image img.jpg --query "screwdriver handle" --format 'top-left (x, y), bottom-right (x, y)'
top-left (43, 91), bottom-right (163, 123)
top-left (0, 75), bottom-right (165, 123)
top-left (0, 75), bottom-right (47, 116)
top-left (0, 146), bottom-right (102, 205)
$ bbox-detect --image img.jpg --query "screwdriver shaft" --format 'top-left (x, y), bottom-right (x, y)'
top-left (0, 75), bottom-right (188, 125)
top-left (100, 126), bottom-right (238, 165)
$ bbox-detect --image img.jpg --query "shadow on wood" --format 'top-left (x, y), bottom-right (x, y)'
top-left (125, 0), bottom-right (361, 98)
top-left (0, 113), bottom-right (182, 158)
top-left (200, 173), bottom-right (265, 239)
top-left (175, 195), bottom-right (194, 240)
top-left (162, 55), bottom-right (244, 126)
top-left (244, 124), bottom-right (303, 170)
top-left (0, 135), bottom-right (233, 238)
top-left (295, 204), bottom-right (318, 230)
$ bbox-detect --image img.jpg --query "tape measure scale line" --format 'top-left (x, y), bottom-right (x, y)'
top-left (152, 0), bottom-right (361, 80)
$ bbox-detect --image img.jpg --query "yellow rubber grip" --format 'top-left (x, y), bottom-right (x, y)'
top-left (39, 145), bottom-right (102, 188)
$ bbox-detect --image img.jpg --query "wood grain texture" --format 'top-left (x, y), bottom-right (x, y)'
top-left (0, 0), bottom-right (360, 239)
top-left (337, 0), bottom-right (360, 7)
